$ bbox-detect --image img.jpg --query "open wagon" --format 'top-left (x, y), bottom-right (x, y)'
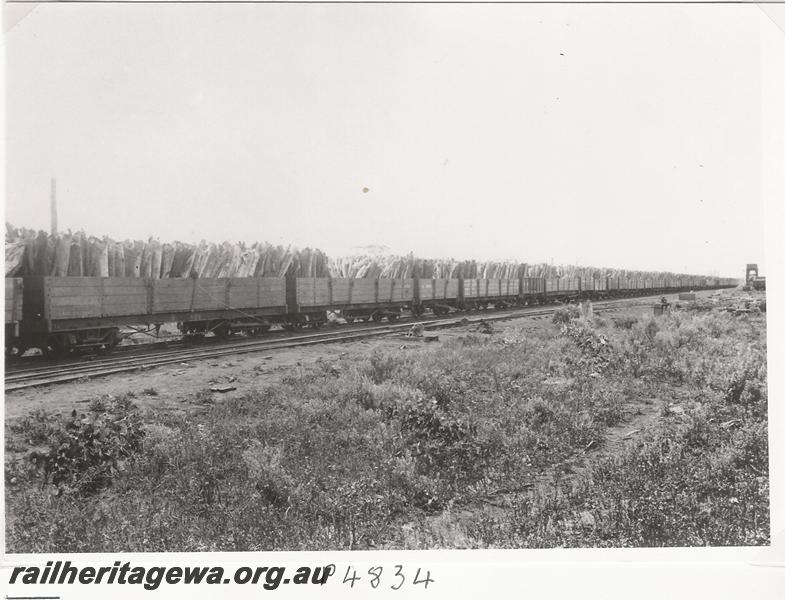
top-left (415, 278), bottom-right (460, 316)
top-left (19, 276), bottom-right (288, 353)
top-left (292, 277), bottom-right (414, 325)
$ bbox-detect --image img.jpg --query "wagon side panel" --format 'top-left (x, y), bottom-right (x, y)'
top-left (153, 279), bottom-right (196, 314)
top-left (257, 277), bottom-right (287, 308)
top-left (377, 279), bottom-right (393, 303)
top-left (100, 278), bottom-right (151, 317)
top-left (330, 279), bottom-right (351, 305)
top-left (351, 279), bottom-right (377, 304)
top-left (5, 278), bottom-right (23, 323)
top-left (418, 279), bottom-right (435, 301)
top-left (445, 279), bottom-right (460, 300)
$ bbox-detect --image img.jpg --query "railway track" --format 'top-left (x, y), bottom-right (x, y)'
top-left (3, 295), bottom-right (668, 392)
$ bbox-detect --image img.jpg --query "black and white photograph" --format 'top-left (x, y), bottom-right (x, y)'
top-left (2, 1), bottom-right (784, 597)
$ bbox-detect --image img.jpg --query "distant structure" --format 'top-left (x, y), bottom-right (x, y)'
top-left (745, 263), bottom-right (766, 291)
top-left (50, 178), bottom-right (58, 237)
top-left (746, 264), bottom-right (758, 284)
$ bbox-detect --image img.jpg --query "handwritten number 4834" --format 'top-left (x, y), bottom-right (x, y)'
top-left (343, 565), bottom-right (433, 589)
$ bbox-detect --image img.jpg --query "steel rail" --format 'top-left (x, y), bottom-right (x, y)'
top-left (6, 301), bottom-right (583, 379)
top-left (3, 294), bottom-right (670, 392)
top-left (5, 297), bottom-right (646, 381)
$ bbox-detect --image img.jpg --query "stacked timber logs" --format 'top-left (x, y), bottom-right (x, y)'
top-left (4, 226), bottom-right (330, 278)
top-left (327, 255), bottom-right (523, 279)
top-left (5, 224), bottom-right (707, 282)
top-left (331, 254), bottom-right (706, 281)
top-left (522, 262), bottom-right (692, 280)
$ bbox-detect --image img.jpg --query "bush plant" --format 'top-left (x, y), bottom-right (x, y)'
top-left (5, 298), bottom-right (768, 551)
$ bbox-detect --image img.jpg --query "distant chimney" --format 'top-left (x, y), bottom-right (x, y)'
top-left (50, 178), bottom-right (58, 236)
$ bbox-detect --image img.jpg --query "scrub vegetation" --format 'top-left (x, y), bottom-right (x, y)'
top-left (5, 293), bottom-right (768, 551)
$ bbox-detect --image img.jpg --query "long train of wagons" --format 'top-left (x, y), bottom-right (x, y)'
top-left (4, 274), bottom-right (737, 356)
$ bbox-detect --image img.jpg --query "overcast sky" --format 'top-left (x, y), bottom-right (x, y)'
top-left (5, 4), bottom-right (766, 277)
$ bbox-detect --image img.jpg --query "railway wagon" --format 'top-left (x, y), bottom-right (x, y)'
top-left (19, 276), bottom-right (288, 353)
top-left (5, 278), bottom-right (23, 355)
top-left (499, 278), bottom-right (521, 305)
top-left (580, 277), bottom-right (607, 296)
top-left (416, 278), bottom-right (460, 315)
top-left (462, 278), bottom-right (519, 310)
top-left (165, 277), bottom-right (287, 337)
top-left (293, 277), bottom-right (414, 324)
top-left (549, 277), bottom-right (580, 297)
top-left (9, 273), bottom-right (739, 356)
top-left (520, 277), bottom-right (545, 303)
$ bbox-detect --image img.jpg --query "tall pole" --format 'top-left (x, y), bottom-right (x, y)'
top-left (50, 178), bottom-right (58, 236)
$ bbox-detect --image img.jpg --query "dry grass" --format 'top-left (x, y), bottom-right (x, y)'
top-left (5, 297), bottom-right (768, 551)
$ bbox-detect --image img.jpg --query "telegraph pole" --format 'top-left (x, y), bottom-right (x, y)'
top-left (50, 178), bottom-right (58, 236)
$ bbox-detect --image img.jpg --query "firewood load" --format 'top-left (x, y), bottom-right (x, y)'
top-left (5, 223), bottom-right (708, 283)
top-left (4, 225), bottom-right (330, 278)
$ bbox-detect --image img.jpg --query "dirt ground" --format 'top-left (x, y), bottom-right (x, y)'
top-left (2, 289), bottom-right (732, 423)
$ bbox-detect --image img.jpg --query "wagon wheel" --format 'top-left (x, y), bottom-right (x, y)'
top-left (344, 315), bottom-right (355, 324)
top-left (310, 320), bottom-right (323, 330)
top-left (96, 329), bottom-right (119, 355)
top-left (248, 324), bottom-right (271, 337)
top-left (371, 312), bottom-right (383, 322)
top-left (42, 336), bottom-right (70, 358)
top-left (6, 344), bottom-right (27, 359)
top-left (214, 323), bottom-right (233, 339)
top-left (106, 328), bottom-right (121, 347)
top-left (388, 313), bottom-right (399, 322)
top-left (41, 344), bottom-right (58, 358)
